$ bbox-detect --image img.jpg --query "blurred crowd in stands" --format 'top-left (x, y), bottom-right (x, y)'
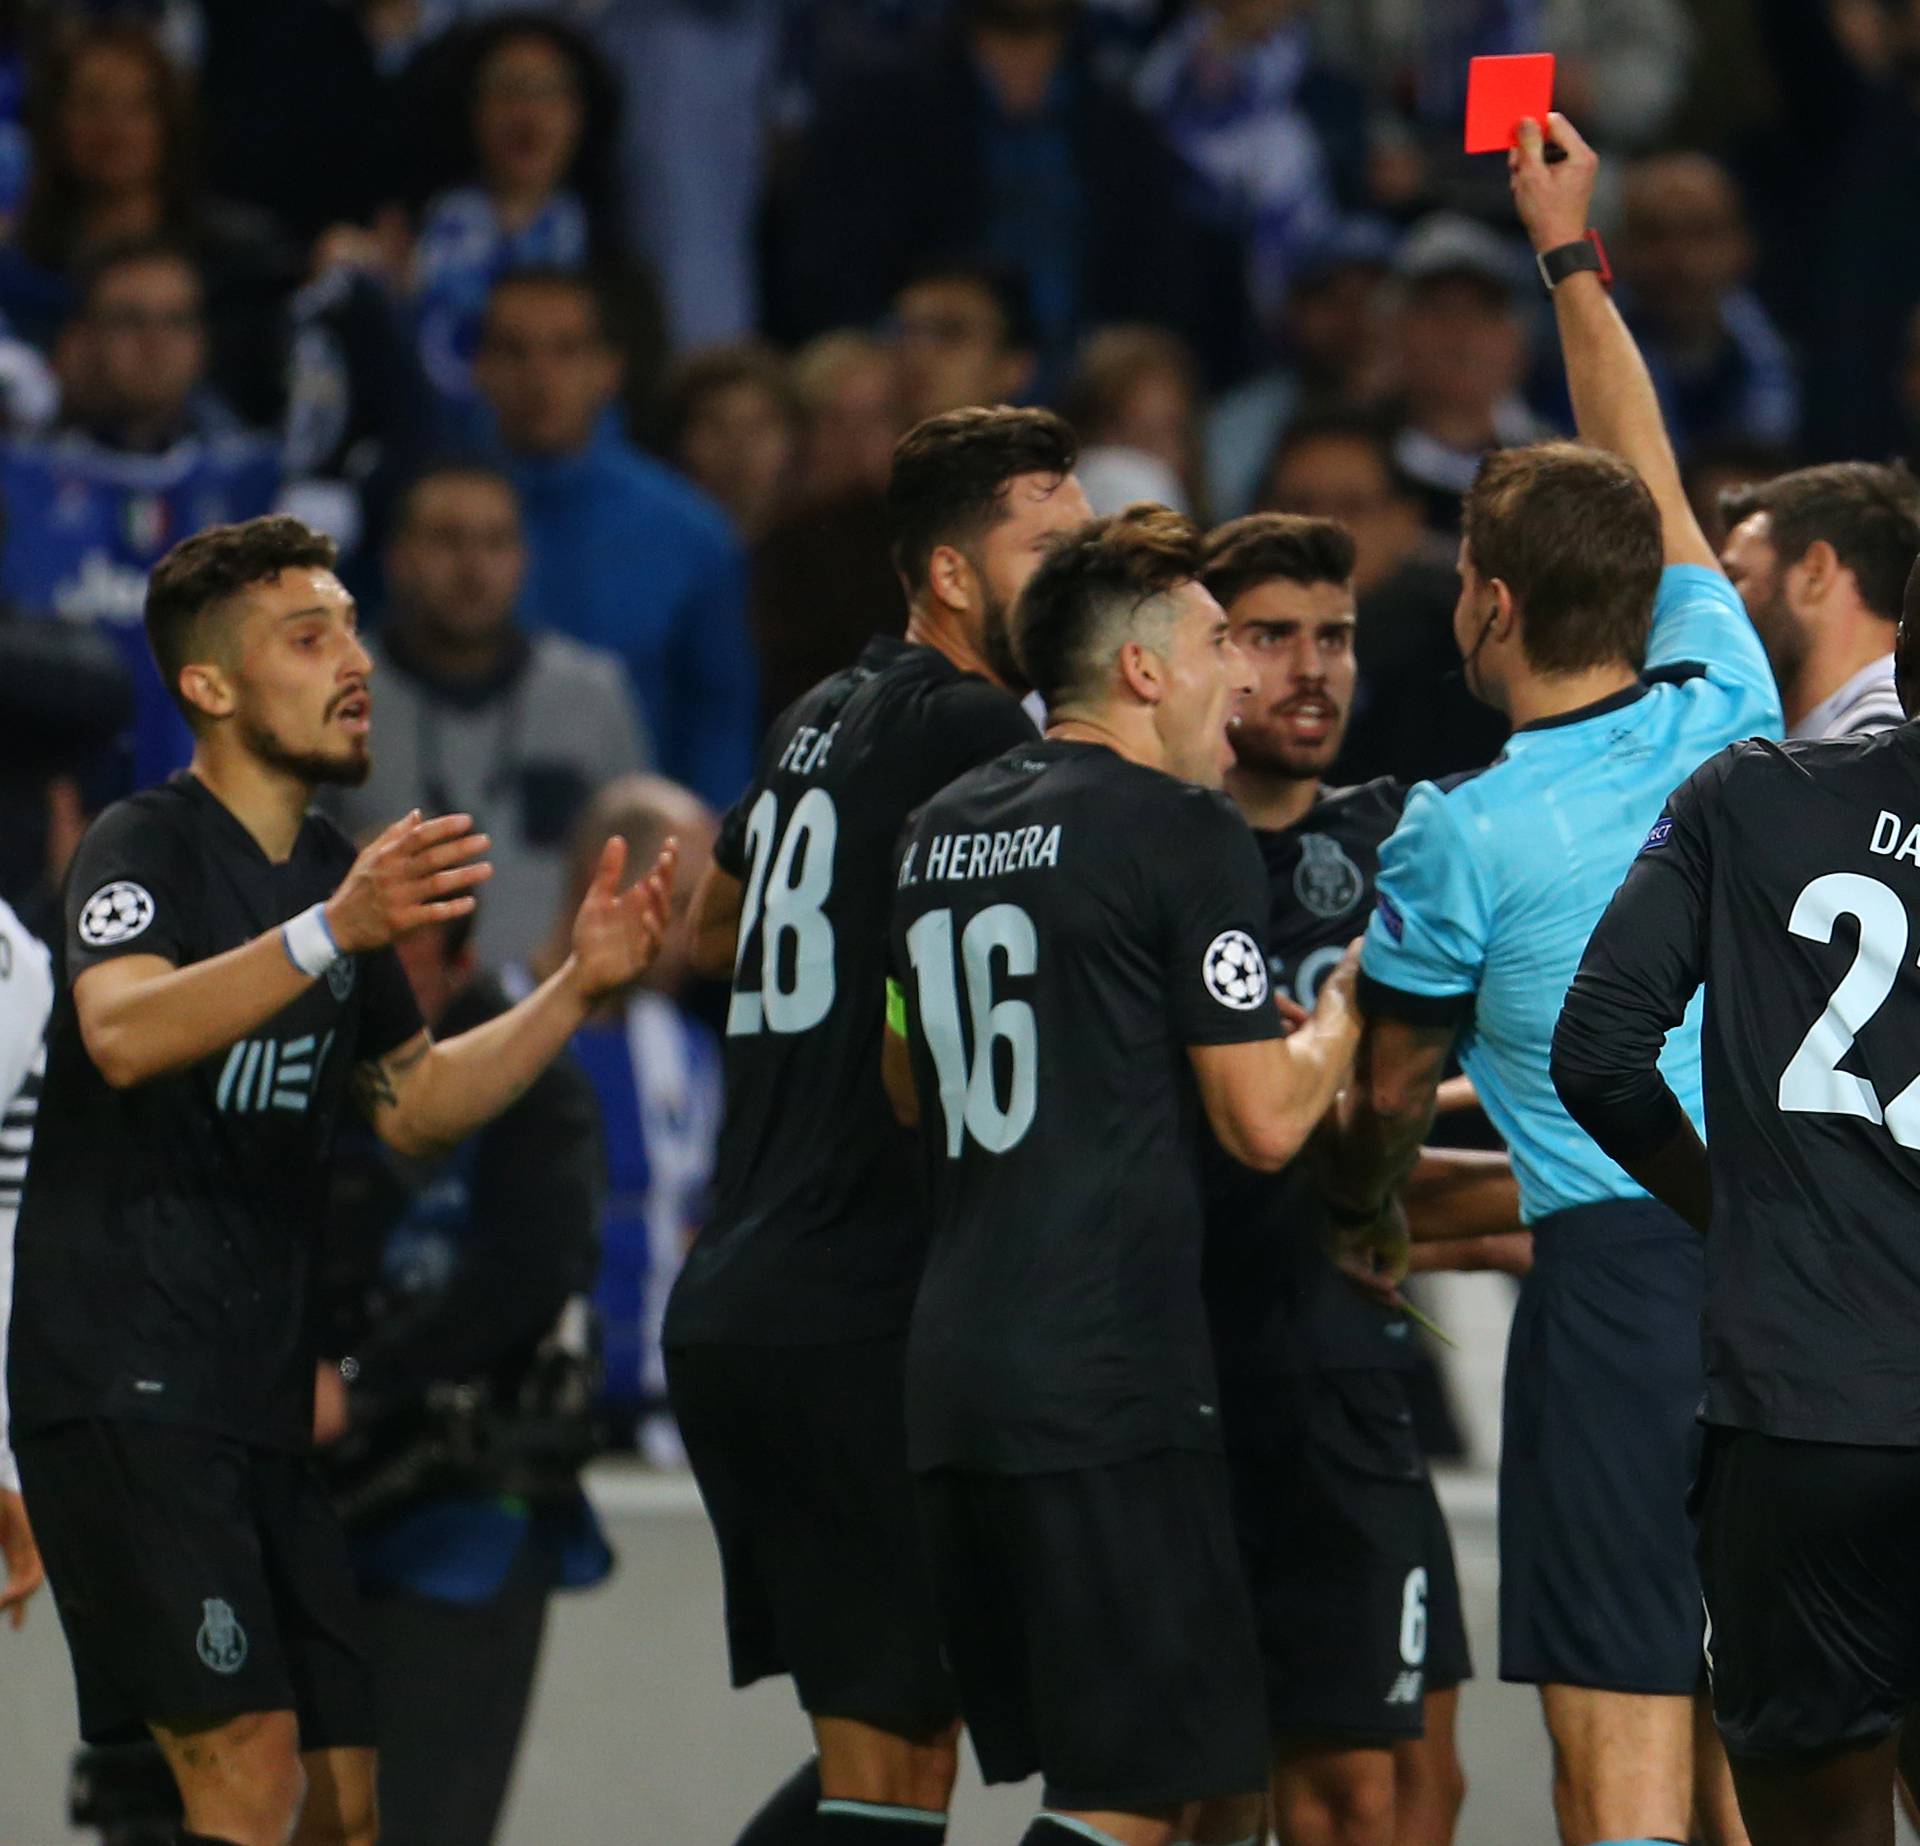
top-left (4, 0), bottom-right (1920, 1457)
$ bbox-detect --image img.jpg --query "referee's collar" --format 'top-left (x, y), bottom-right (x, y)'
top-left (1512, 680), bottom-right (1649, 735)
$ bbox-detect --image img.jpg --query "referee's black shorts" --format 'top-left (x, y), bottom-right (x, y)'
top-left (1696, 1426), bottom-right (1920, 1760)
top-left (16, 1418), bottom-right (374, 1748)
top-left (915, 1448), bottom-right (1268, 1812)
top-left (665, 1335), bottom-right (956, 1727)
top-left (1499, 1199), bottom-right (1706, 1694)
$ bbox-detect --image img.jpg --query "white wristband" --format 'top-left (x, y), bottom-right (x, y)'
top-left (282, 902), bottom-right (343, 981)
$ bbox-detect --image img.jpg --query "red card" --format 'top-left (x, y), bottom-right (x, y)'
top-left (1464, 53), bottom-right (1556, 154)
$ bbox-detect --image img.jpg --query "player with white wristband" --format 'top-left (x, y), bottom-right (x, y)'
top-left (7, 515), bottom-right (679, 1846)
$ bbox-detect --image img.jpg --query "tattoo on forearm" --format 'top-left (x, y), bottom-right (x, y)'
top-left (350, 1035), bottom-right (430, 1117)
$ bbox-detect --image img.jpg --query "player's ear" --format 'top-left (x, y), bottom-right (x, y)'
top-left (1487, 576), bottom-right (1519, 643)
top-left (1117, 637), bottom-right (1164, 705)
top-left (926, 543), bottom-right (972, 617)
top-left (177, 657), bottom-right (236, 723)
top-left (1790, 538), bottom-right (1840, 605)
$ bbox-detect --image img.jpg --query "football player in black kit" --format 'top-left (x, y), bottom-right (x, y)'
top-left (6, 517), bottom-right (678, 1846)
top-left (886, 507), bottom-right (1363, 1846)
top-left (665, 406), bottom-right (1093, 1846)
top-left (1553, 560), bottom-right (1920, 1846)
top-left (1193, 512), bottom-right (1527, 1846)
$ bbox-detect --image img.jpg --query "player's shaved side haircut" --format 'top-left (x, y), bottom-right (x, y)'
top-left (1014, 503), bottom-right (1205, 710)
top-left (146, 515), bottom-right (339, 721)
top-left (1464, 441), bottom-right (1662, 675)
top-left (1720, 461), bottom-right (1920, 624)
top-left (1201, 513), bottom-right (1356, 608)
top-left (887, 405), bottom-right (1078, 594)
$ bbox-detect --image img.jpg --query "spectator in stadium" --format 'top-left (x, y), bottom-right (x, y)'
top-left (1205, 216), bottom-right (1398, 521)
top-left (0, 238), bottom-right (280, 793)
top-left (1261, 409), bottom-right (1507, 787)
top-left (1133, 0), bottom-right (1367, 330)
top-left (318, 905), bottom-right (609, 1846)
top-left (890, 259), bottom-right (1037, 429)
top-left (472, 267), bottom-right (756, 808)
top-left (408, 14), bottom-right (662, 423)
top-left (767, 0), bottom-right (1221, 383)
top-left (1058, 322), bottom-right (1204, 517)
top-left (0, 19), bottom-right (298, 426)
top-left (589, 0), bottom-right (781, 350)
top-left (511, 775), bottom-right (722, 1466)
top-left (1613, 152), bottom-right (1800, 461)
top-left (658, 342), bottom-right (801, 544)
top-left (750, 330), bottom-right (910, 725)
top-left (1383, 214), bottom-right (1550, 534)
top-left (790, 329), bottom-right (903, 505)
top-left (319, 461), bottom-right (650, 971)
top-left (1717, 460), bottom-right (1920, 739)
top-left (1683, 438), bottom-right (1795, 552)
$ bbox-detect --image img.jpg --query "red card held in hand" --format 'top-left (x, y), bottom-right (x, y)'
top-left (1464, 53), bottom-right (1556, 154)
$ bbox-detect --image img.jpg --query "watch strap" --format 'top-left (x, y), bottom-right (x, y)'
top-left (1537, 229), bottom-right (1613, 292)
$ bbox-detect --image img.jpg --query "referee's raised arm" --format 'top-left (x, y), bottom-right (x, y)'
top-left (1512, 113), bottom-right (1718, 574)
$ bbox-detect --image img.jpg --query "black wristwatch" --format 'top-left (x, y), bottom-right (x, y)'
top-left (1536, 229), bottom-right (1613, 293)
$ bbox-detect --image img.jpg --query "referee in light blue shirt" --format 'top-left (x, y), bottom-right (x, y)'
top-left (1328, 117), bottom-right (1781, 1846)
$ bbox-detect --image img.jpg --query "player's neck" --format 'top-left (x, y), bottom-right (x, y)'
top-left (188, 744), bottom-right (311, 864)
top-left (905, 605), bottom-right (1009, 690)
top-left (1788, 614), bottom-right (1897, 729)
top-left (1505, 661), bottom-right (1641, 731)
top-left (1046, 709), bottom-right (1165, 774)
top-left (1225, 764), bottom-right (1321, 833)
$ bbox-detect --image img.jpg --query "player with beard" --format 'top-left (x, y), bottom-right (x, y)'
top-left (7, 515), bottom-right (677, 1846)
top-left (665, 407), bottom-right (1092, 1846)
top-left (1193, 512), bottom-right (1523, 1846)
top-left (887, 508), bottom-right (1362, 1846)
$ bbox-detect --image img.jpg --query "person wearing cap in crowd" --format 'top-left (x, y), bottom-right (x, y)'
top-left (1206, 216), bottom-right (1399, 522)
top-left (1383, 212), bottom-right (1552, 535)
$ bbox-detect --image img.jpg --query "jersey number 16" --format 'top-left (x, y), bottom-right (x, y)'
top-left (904, 904), bottom-right (1039, 1157)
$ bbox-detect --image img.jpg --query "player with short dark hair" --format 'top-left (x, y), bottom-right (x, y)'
top-left (1718, 460), bottom-right (1920, 739)
top-left (1552, 560), bottom-right (1920, 1846)
top-left (664, 405), bottom-right (1091, 1846)
top-left (1327, 119), bottom-right (1782, 1846)
top-left (886, 506), bottom-right (1362, 1846)
top-left (1194, 511), bottom-right (1518, 1846)
top-left (7, 513), bottom-right (677, 1846)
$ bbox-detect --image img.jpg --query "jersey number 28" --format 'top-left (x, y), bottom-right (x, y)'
top-left (1778, 870), bottom-right (1920, 1145)
top-left (904, 904), bottom-right (1038, 1157)
top-left (727, 788), bottom-right (837, 1037)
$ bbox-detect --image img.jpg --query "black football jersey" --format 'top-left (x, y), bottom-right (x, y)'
top-left (1203, 779), bottom-right (1417, 1397)
top-left (8, 774), bottom-right (422, 1452)
top-left (889, 739), bottom-right (1284, 1474)
top-left (664, 636), bottom-right (1037, 1348)
top-left (1556, 726), bottom-right (1920, 1446)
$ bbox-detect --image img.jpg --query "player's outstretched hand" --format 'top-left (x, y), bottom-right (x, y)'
top-left (568, 834), bottom-right (679, 1003)
top-left (1510, 112), bottom-right (1598, 254)
top-left (1314, 938), bottom-right (1363, 1030)
top-left (0, 1487), bottom-right (45, 1630)
top-left (324, 811), bottom-right (493, 953)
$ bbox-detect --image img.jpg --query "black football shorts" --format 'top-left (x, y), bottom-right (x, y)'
top-left (914, 1448), bottom-right (1268, 1812)
top-left (1696, 1426), bottom-right (1920, 1760)
top-left (1499, 1198), bottom-right (1706, 1694)
top-left (16, 1418), bottom-right (373, 1748)
top-left (1225, 1369), bottom-right (1472, 1744)
top-left (666, 1335), bottom-right (956, 1727)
